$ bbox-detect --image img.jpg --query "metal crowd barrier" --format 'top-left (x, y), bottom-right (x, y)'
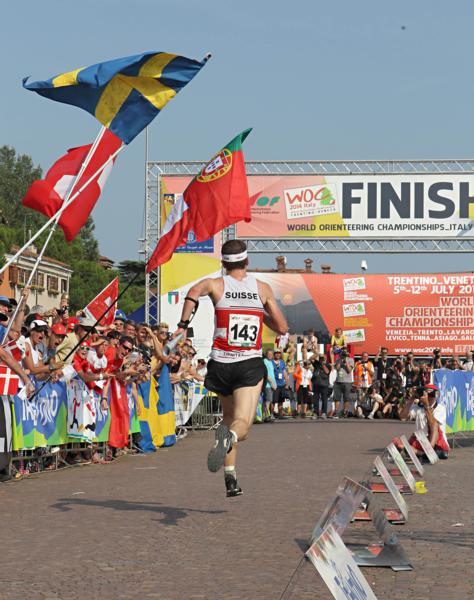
top-left (6, 435), bottom-right (141, 481)
top-left (189, 392), bottom-right (222, 430)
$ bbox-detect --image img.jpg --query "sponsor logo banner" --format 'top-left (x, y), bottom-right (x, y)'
top-left (174, 230), bottom-right (214, 254)
top-left (343, 328), bottom-right (366, 343)
top-left (342, 303), bottom-right (365, 318)
top-left (343, 277), bottom-right (366, 292)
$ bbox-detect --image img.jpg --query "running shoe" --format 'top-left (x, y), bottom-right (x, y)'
top-left (225, 473), bottom-right (243, 497)
top-left (207, 423), bottom-right (233, 472)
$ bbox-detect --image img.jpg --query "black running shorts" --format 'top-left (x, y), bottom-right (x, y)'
top-left (204, 357), bottom-right (267, 397)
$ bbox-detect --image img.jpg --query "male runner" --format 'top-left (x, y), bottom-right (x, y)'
top-left (175, 239), bottom-right (288, 497)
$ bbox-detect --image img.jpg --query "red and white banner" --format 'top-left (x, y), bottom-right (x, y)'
top-left (83, 277), bottom-right (119, 327)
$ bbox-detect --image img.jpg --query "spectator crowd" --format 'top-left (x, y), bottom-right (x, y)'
top-left (0, 287), bottom-right (204, 480)
top-left (260, 327), bottom-right (474, 423)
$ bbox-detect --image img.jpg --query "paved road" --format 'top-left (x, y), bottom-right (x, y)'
top-left (1, 419), bottom-right (473, 600)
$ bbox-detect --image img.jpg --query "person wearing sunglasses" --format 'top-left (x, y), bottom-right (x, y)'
top-left (99, 336), bottom-right (141, 452)
top-left (104, 336), bottom-right (141, 381)
top-left (22, 320), bottom-right (63, 380)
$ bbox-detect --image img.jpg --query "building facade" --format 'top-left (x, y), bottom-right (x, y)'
top-left (0, 245), bottom-right (73, 311)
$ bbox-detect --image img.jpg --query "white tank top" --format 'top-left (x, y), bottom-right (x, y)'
top-left (24, 338), bottom-right (41, 367)
top-left (211, 275), bottom-right (265, 363)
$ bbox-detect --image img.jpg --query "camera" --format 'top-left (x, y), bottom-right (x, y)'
top-left (415, 386), bottom-right (425, 399)
top-left (433, 348), bottom-right (441, 356)
top-left (57, 306), bottom-right (69, 316)
top-left (138, 345), bottom-right (152, 365)
top-left (340, 350), bottom-right (348, 358)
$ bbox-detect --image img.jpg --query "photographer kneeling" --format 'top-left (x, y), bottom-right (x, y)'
top-left (397, 383), bottom-right (449, 460)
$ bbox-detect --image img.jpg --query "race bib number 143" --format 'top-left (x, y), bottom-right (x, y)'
top-left (228, 314), bottom-right (260, 347)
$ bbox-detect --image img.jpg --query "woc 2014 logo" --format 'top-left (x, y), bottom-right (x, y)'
top-left (284, 183), bottom-right (338, 220)
top-left (197, 148), bottom-right (232, 183)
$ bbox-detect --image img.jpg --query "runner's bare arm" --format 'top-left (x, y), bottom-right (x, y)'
top-left (178, 278), bottom-right (222, 325)
top-left (258, 281), bottom-right (288, 335)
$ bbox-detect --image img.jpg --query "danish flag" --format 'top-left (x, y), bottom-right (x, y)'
top-left (0, 339), bottom-right (26, 396)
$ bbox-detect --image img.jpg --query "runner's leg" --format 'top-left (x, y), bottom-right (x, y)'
top-left (223, 381), bottom-right (263, 497)
top-left (220, 394), bottom-right (237, 468)
top-left (228, 380), bottom-right (264, 441)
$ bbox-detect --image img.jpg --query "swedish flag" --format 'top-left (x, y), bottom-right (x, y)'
top-left (23, 51), bottom-right (208, 144)
top-left (137, 366), bottom-right (176, 452)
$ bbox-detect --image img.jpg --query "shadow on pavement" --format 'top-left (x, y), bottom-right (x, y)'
top-left (399, 530), bottom-right (474, 550)
top-left (51, 498), bottom-right (226, 526)
top-left (364, 447), bottom-right (388, 454)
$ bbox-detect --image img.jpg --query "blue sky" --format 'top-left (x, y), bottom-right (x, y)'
top-left (2, 0), bottom-right (474, 273)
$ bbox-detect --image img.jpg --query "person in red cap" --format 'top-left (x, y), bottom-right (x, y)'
top-left (397, 383), bottom-right (449, 459)
top-left (67, 317), bottom-right (79, 331)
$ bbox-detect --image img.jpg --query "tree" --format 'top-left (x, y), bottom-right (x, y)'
top-left (0, 146), bottom-right (42, 228)
top-left (79, 217), bottom-right (100, 261)
top-left (68, 260), bottom-right (115, 311)
top-left (117, 260), bottom-right (146, 285)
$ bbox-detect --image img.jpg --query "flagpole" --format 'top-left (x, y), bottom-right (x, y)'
top-left (0, 134), bottom-right (124, 277)
top-left (2, 127), bottom-right (109, 338)
top-left (144, 126), bottom-right (150, 324)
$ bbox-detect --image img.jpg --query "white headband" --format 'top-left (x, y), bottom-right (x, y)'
top-left (222, 250), bottom-right (248, 262)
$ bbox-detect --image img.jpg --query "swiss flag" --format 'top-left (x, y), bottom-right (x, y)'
top-left (83, 277), bottom-right (119, 327)
top-left (22, 130), bottom-right (122, 242)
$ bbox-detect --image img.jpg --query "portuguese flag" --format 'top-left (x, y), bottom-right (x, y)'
top-left (146, 129), bottom-right (252, 271)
